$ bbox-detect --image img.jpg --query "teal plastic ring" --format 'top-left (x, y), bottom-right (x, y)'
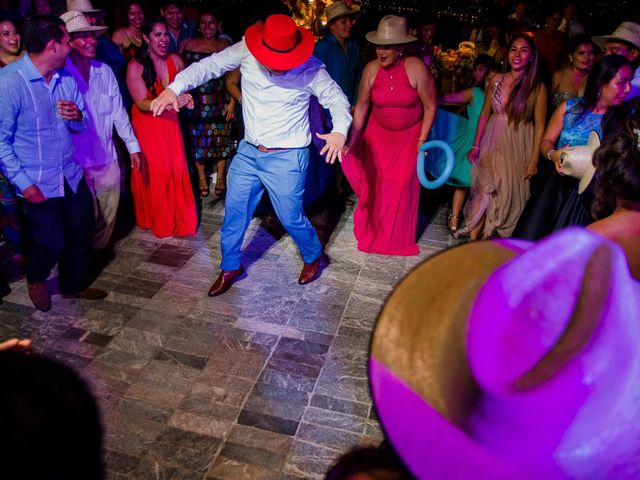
top-left (417, 140), bottom-right (455, 189)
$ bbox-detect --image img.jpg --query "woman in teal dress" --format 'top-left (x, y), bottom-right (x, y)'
top-left (427, 55), bottom-right (495, 232)
top-left (514, 55), bottom-right (633, 240)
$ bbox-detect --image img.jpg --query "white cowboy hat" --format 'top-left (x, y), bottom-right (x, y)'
top-left (592, 21), bottom-right (640, 52)
top-left (365, 15), bottom-right (416, 45)
top-left (561, 130), bottom-right (600, 194)
top-left (60, 11), bottom-right (108, 34)
top-left (370, 227), bottom-right (640, 479)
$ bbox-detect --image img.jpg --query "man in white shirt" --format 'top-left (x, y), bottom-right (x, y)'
top-left (61, 11), bottom-right (141, 251)
top-left (151, 14), bottom-right (351, 296)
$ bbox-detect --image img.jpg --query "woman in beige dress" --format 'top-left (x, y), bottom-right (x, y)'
top-left (458, 33), bottom-right (547, 240)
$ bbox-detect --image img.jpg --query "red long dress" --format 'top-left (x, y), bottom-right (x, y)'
top-left (343, 59), bottom-right (423, 255)
top-left (130, 56), bottom-right (197, 238)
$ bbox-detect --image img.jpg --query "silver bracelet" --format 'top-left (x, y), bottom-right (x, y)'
top-left (546, 149), bottom-right (555, 161)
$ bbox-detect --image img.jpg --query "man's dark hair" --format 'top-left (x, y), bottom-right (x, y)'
top-left (23, 14), bottom-right (65, 54)
top-left (0, 350), bottom-right (104, 479)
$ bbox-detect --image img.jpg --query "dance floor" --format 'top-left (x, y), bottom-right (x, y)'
top-left (0, 196), bottom-right (455, 479)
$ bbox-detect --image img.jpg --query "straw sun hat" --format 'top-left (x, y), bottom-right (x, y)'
top-left (370, 228), bottom-right (640, 479)
top-left (325, 1), bottom-right (358, 24)
top-left (592, 21), bottom-right (640, 52)
top-left (365, 15), bottom-right (416, 45)
top-left (60, 11), bottom-right (107, 34)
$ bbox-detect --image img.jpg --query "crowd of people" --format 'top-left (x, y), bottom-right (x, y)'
top-left (0, 0), bottom-right (639, 312)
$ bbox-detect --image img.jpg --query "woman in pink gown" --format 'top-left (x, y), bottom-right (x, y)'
top-left (342, 15), bottom-right (436, 255)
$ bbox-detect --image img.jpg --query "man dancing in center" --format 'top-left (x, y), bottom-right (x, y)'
top-left (151, 14), bottom-right (351, 296)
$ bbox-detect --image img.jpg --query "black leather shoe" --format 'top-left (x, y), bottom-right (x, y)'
top-left (208, 266), bottom-right (244, 297)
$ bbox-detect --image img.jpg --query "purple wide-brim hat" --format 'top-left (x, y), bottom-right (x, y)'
top-left (370, 229), bottom-right (640, 479)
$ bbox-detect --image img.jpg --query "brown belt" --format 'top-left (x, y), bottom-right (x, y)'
top-left (252, 143), bottom-right (289, 153)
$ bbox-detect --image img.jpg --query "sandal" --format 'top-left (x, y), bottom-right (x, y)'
top-left (448, 214), bottom-right (460, 233)
top-left (214, 175), bottom-right (227, 196)
top-left (199, 176), bottom-right (210, 198)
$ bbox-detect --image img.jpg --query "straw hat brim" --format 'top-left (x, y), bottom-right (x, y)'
top-left (592, 34), bottom-right (640, 51)
top-left (365, 31), bottom-right (417, 45)
top-left (68, 25), bottom-right (108, 33)
top-left (326, 9), bottom-right (359, 24)
top-left (369, 239), bottom-right (526, 478)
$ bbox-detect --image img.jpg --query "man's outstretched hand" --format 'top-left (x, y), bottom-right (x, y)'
top-left (316, 132), bottom-right (346, 165)
top-left (150, 89), bottom-right (179, 117)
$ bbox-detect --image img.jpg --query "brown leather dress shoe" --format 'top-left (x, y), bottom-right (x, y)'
top-left (28, 282), bottom-right (51, 312)
top-left (298, 256), bottom-right (323, 285)
top-left (61, 287), bottom-right (108, 300)
top-left (208, 266), bottom-right (244, 297)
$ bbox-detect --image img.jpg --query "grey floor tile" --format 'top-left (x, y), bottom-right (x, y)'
top-left (0, 201), bottom-right (452, 479)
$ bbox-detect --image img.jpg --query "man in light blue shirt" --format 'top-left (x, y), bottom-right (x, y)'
top-left (0, 14), bottom-right (107, 311)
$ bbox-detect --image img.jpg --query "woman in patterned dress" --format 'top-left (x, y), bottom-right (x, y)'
top-left (179, 11), bottom-right (234, 197)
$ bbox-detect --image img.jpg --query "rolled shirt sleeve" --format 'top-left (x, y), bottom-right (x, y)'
top-left (63, 76), bottom-right (89, 133)
top-left (168, 41), bottom-right (243, 95)
top-left (309, 67), bottom-right (352, 137)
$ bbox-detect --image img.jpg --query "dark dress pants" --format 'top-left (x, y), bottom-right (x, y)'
top-left (23, 178), bottom-right (94, 294)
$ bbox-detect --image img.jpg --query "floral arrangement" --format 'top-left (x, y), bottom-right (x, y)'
top-left (432, 45), bottom-right (476, 79)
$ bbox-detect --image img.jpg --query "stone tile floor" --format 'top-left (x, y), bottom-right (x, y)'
top-left (0, 195), bottom-right (460, 480)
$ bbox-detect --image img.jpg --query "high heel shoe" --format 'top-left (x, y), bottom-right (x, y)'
top-left (448, 214), bottom-right (460, 233)
top-left (199, 176), bottom-right (210, 198)
top-left (214, 175), bottom-right (226, 196)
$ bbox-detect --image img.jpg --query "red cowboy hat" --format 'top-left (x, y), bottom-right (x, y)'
top-left (245, 14), bottom-right (315, 71)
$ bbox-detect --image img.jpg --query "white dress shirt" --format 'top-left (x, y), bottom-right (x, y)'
top-left (66, 59), bottom-right (140, 169)
top-left (168, 39), bottom-right (352, 149)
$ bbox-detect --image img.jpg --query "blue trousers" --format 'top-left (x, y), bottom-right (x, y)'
top-left (220, 140), bottom-right (322, 270)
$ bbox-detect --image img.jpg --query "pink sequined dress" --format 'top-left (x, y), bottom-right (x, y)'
top-left (343, 59), bottom-right (423, 255)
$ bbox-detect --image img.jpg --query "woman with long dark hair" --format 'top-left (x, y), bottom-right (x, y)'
top-left (514, 54), bottom-right (633, 240)
top-left (126, 17), bottom-right (196, 238)
top-left (179, 11), bottom-right (233, 198)
top-left (457, 33), bottom-right (547, 240)
top-left (113, 0), bottom-right (145, 61)
top-left (551, 34), bottom-right (596, 108)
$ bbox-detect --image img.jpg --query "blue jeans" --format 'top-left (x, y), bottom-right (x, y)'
top-left (220, 140), bottom-right (322, 270)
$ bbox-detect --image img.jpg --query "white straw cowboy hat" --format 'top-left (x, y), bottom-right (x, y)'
top-left (325, 1), bottom-right (358, 24)
top-left (365, 15), bottom-right (416, 45)
top-left (66, 0), bottom-right (103, 14)
top-left (369, 228), bottom-right (640, 479)
top-left (592, 21), bottom-right (640, 51)
top-left (60, 11), bottom-right (107, 34)
top-left (560, 130), bottom-right (600, 194)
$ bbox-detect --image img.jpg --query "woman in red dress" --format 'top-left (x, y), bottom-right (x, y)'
top-left (342, 16), bottom-right (436, 255)
top-left (126, 17), bottom-right (197, 238)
